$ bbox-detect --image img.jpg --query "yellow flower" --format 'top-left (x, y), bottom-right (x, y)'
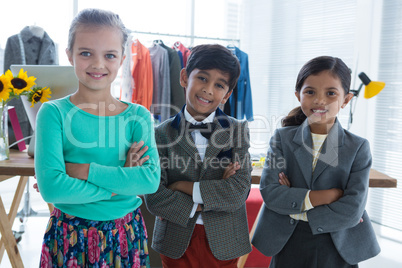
top-left (45, 218), bottom-right (53, 234)
top-left (57, 250), bottom-right (63, 267)
top-left (115, 255), bottom-right (121, 268)
top-left (70, 230), bottom-right (77, 247)
top-left (6, 69), bottom-right (36, 95)
top-left (0, 73), bottom-right (12, 102)
top-left (29, 87), bottom-right (52, 107)
top-left (53, 240), bottom-right (58, 254)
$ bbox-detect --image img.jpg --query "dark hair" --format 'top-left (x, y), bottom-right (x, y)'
top-left (185, 44), bottom-right (240, 91)
top-left (67, 8), bottom-right (128, 54)
top-left (282, 56), bottom-right (351, 127)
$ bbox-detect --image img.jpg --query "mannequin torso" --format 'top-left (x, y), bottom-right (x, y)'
top-left (29, 25), bottom-right (45, 39)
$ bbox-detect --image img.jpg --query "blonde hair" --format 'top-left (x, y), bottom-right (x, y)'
top-left (67, 8), bottom-right (128, 54)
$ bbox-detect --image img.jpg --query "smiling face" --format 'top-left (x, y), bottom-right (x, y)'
top-left (181, 68), bottom-right (232, 121)
top-left (66, 25), bottom-right (125, 93)
top-left (296, 70), bottom-right (353, 134)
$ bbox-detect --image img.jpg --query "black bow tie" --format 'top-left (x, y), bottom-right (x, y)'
top-left (187, 122), bottom-right (215, 139)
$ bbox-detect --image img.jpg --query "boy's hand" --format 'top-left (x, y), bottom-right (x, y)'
top-left (168, 181), bottom-right (194, 196)
top-left (124, 141), bottom-right (149, 167)
top-left (222, 162), bottom-right (240, 179)
top-left (278, 172), bottom-right (291, 187)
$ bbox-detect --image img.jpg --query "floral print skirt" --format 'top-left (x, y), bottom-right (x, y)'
top-left (39, 207), bottom-right (150, 268)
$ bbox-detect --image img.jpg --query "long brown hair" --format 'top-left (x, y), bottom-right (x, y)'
top-left (281, 56), bottom-right (351, 127)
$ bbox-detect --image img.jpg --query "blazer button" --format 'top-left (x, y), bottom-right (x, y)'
top-left (317, 227), bottom-right (323, 232)
top-left (291, 202), bottom-right (297, 208)
top-left (289, 218), bottom-right (295, 225)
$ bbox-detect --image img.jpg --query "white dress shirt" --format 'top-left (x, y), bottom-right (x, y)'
top-left (184, 106), bottom-right (216, 225)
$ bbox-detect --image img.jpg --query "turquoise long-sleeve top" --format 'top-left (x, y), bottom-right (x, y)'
top-left (35, 96), bottom-right (160, 221)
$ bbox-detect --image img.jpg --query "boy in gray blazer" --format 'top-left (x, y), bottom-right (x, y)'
top-left (145, 44), bottom-right (252, 267)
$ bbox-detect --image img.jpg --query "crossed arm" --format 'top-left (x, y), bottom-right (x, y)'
top-left (277, 172), bottom-right (363, 223)
top-left (277, 172), bottom-right (343, 207)
top-left (34, 141), bottom-right (150, 195)
top-left (166, 162), bottom-right (241, 212)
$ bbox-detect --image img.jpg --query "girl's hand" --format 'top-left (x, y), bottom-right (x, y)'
top-left (309, 188), bottom-right (344, 206)
top-left (278, 172), bottom-right (291, 187)
top-left (222, 162), bottom-right (240, 179)
top-left (33, 174), bottom-right (40, 193)
top-left (327, 188), bottom-right (344, 203)
top-left (124, 141), bottom-right (149, 167)
top-left (65, 163), bottom-right (89, 180)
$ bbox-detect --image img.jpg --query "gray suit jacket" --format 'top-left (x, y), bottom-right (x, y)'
top-left (252, 119), bottom-right (380, 265)
top-left (144, 108), bottom-right (252, 260)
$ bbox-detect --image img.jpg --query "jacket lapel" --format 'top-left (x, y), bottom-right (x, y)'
top-left (293, 120), bottom-right (314, 187)
top-left (38, 34), bottom-right (52, 62)
top-left (312, 119), bottom-right (344, 183)
top-left (170, 109), bottom-right (202, 166)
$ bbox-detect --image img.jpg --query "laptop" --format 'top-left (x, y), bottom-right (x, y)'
top-left (10, 65), bottom-right (79, 156)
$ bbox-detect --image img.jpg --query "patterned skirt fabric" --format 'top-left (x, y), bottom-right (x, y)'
top-left (39, 207), bottom-right (150, 268)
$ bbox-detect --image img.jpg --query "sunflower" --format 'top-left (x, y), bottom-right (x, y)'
top-left (0, 73), bottom-right (12, 102)
top-left (5, 69), bottom-right (36, 95)
top-left (29, 87), bottom-right (52, 107)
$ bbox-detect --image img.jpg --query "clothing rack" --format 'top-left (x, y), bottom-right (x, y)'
top-left (128, 30), bottom-right (240, 46)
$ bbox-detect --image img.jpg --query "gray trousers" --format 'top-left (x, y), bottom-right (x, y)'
top-left (269, 221), bottom-right (358, 268)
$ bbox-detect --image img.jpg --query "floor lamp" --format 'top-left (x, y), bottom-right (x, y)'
top-left (348, 72), bottom-right (385, 130)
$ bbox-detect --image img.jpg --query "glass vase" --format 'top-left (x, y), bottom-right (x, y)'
top-left (0, 103), bottom-right (9, 161)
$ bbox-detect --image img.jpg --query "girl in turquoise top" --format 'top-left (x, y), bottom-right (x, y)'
top-left (35, 8), bottom-right (160, 267)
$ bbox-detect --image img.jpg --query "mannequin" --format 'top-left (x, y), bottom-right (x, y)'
top-left (3, 26), bottom-right (58, 148)
top-left (29, 25), bottom-right (45, 39)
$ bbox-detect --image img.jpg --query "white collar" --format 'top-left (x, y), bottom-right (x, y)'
top-left (184, 105), bottom-right (215, 125)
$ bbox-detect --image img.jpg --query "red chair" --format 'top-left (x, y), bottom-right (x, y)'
top-left (238, 187), bottom-right (271, 268)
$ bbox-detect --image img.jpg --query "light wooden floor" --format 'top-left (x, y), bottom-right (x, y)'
top-left (1, 176), bottom-right (402, 268)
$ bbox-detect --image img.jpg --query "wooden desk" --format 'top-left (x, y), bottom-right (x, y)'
top-left (0, 150), bottom-right (35, 177)
top-left (0, 150), bottom-right (34, 267)
top-left (251, 167), bottom-right (398, 188)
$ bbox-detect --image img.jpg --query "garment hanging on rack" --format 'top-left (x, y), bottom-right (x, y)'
top-left (173, 41), bottom-right (191, 68)
top-left (177, 50), bottom-right (184, 69)
top-left (130, 39), bottom-right (153, 110)
top-left (120, 39), bottom-right (134, 102)
top-left (149, 44), bottom-right (171, 122)
top-left (155, 40), bottom-right (185, 116)
top-left (3, 26), bottom-right (58, 148)
top-left (122, 32), bottom-right (240, 120)
top-left (226, 46), bottom-right (253, 121)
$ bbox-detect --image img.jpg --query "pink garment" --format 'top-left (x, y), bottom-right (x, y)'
top-left (173, 41), bottom-right (191, 67)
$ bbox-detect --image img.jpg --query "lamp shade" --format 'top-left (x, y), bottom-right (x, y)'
top-left (358, 72), bottom-right (386, 99)
top-left (364, 81), bottom-right (386, 99)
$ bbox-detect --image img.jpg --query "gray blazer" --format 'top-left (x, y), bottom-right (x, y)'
top-left (252, 119), bottom-right (380, 265)
top-left (144, 108), bottom-right (252, 260)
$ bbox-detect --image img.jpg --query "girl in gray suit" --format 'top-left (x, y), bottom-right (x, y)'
top-left (252, 56), bottom-right (380, 267)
